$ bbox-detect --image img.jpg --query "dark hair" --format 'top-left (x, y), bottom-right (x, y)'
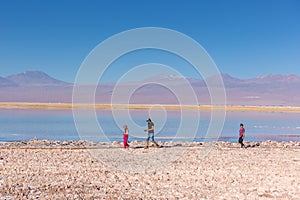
top-left (240, 123), bottom-right (244, 127)
top-left (147, 118), bottom-right (151, 122)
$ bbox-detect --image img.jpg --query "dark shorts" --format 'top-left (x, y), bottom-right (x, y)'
top-left (146, 133), bottom-right (154, 141)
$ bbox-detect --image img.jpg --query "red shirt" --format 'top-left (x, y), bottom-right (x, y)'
top-left (239, 127), bottom-right (245, 137)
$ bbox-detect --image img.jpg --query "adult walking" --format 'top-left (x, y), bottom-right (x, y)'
top-left (239, 123), bottom-right (245, 148)
top-left (144, 118), bottom-right (159, 148)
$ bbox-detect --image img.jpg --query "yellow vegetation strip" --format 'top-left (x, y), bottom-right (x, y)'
top-left (0, 102), bottom-right (300, 112)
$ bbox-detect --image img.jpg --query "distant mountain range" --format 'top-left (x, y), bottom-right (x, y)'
top-left (3, 71), bottom-right (69, 86)
top-left (0, 71), bottom-right (72, 103)
top-left (0, 70), bottom-right (300, 106)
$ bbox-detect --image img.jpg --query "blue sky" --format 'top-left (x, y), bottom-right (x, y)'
top-left (0, 0), bottom-right (299, 82)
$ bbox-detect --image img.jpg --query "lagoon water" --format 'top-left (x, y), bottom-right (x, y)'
top-left (0, 108), bottom-right (299, 142)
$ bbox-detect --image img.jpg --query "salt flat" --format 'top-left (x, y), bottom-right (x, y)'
top-left (0, 141), bottom-right (299, 199)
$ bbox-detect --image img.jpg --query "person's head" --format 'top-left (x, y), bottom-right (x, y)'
top-left (146, 118), bottom-right (151, 123)
top-left (123, 125), bottom-right (128, 129)
top-left (240, 123), bottom-right (244, 127)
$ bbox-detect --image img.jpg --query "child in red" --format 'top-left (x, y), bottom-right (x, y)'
top-left (123, 125), bottom-right (129, 149)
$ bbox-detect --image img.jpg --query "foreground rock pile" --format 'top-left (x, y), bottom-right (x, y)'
top-left (0, 139), bottom-right (299, 199)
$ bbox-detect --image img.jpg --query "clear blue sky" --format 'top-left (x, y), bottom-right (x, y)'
top-left (0, 0), bottom-right (299, 82)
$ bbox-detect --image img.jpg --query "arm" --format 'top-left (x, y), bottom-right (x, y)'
top-left (148, 125), bottom-right (154, 132)
top-left (242, 128), bottom-right (245, 138)
top-left (144, 125), bottom-right (154, 132)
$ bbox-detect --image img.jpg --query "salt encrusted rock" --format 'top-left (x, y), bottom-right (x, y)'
top-left (27, 137), bottom-right (39, 145)
top-left (42, 140), bottom-right (52, 146)
top-left (97, 142), bottom-right (110, 148)
top-left (62, 141), bottom-right (69, 146)
top-left (53, 140), bottom-right (61, 145)
top-left (188, 142), bottom-right (202, 147)
top-left (77, 140), bottom-right (85, 145)
top-left (171, 141), bottom-right (179, 147)
top-left (223, 141), bottom-right (231, 147)
top-left (232, 142), bottom-right (240, 147)
top-left (261, 140), bottom-right (280, 147)
top-left (111, 141), bottom-right (121, 147)
top-left (157, 141), bottom-right (164, 146)
top-left (89, 141), bottom-right (97, 146)
top-left (290, 141), bottom-right (299, 147)
top-left (164, 141), bottom-right (174, 147)
top-left (129, 140), bottom-right (139, 145)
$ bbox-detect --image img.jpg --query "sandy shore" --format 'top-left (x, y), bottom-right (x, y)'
top-left (0, 140), bottom-right (300, 199)
top-left (1, 102), bottom-right (300, 112)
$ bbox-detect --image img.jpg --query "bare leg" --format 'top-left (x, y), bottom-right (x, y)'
top-left (144, 141), bottom-right (149, 149)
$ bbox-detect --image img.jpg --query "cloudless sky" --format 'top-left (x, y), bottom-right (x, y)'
top-left (0, 0), bottom-right (299, 82)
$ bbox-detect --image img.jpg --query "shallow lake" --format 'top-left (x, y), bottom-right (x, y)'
top-left (0, 108), bottom-right (299, 142)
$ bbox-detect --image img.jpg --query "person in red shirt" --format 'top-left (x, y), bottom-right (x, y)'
top-left (123, 125), bottom-right (129, 149)
top-left (239, 123), bottom-right (245, 148)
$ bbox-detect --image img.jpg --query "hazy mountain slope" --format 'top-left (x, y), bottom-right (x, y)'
top-left (1, 71), bottom-right (300, 106)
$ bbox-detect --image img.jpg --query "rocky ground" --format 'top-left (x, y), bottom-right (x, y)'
top-left (0, 139), bottom-right (300, 199)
